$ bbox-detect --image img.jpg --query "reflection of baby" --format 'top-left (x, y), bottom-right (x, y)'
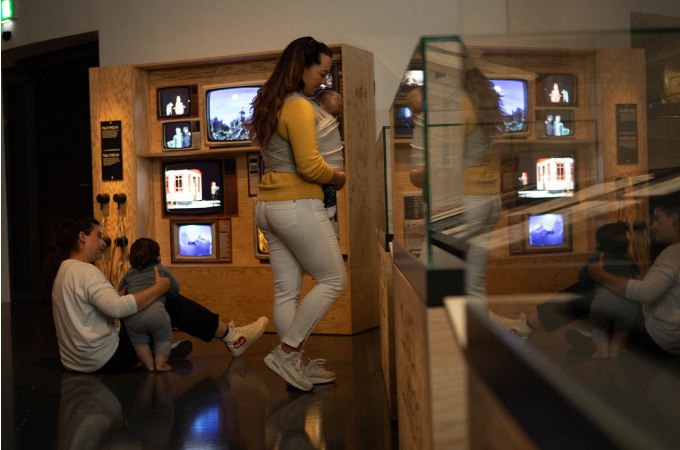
top-left (174, 95), bottom-right (185, 115)
top-left (313, 90), bottom-right (344, 233)
top-left (550, 83), bottom-right (561, 103)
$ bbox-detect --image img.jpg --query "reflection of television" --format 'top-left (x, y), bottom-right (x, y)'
top-left (317, 62), bottom-right (340, 92)
top-left (536, 109), bottom-right (574, 138)
top-left (162, 121), bottom-right (201, 150)
top-left (393, 104), bottom-right (415, 138)
top-left (509, 212), bottom-right (572, 254)
top-left (489, 79), bottom-right (528, 133)
top-left (255, 225), bottom-right (269, 260)
top-left (536, 74), bottom-right (577, 106)
top-left (205, 84), bottom-right (261, 146)
top-left (170, 219), bottom-right (231, 263)
top-left (158, 85), bottom-right (197, 118)
top-left (162, 159), bottom-right (224, 215)
top-left (516, 152), bottom-right (575, 200)
top-left (401, 70), bottom-right (424, 86)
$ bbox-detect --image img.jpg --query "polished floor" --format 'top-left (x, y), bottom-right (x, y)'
top-left (2, 303), bottom-right (397, 450)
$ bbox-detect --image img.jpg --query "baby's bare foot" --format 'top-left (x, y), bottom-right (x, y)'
top-left (155, 363), bottom-right (172, 372)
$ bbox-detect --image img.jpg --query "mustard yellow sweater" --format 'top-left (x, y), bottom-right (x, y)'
top-left (257, 98), bottom-right (336, 202)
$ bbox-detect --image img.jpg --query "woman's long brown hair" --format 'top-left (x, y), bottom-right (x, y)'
top-left (246, 36), bottom-right (332, 148)
top-left (464, 66), bottom-right (504, 137)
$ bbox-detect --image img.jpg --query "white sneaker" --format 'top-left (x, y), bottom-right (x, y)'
top-left (302, 356), bottom-right (336, 384)
top-left (223, 316), bottom-right (269, 357)
top-left (264, 346), bottom-right (313, 391)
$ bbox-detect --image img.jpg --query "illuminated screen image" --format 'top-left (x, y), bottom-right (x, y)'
top-left (206, 86), bottom-right (260, 143)
top-left (163, 160), bottom-right (223, 215)
top-left (163, 121), bottom-right (192, 149)
top-left (158, 86), bottom-right (192, 118)
top-left (177, 224), bottom-right (214, 257)
top-left (517, 155), bottom-right (575, 199)
top-left (528, 214), bottom-right (565, 247)
top-left (536, 74), bottom-right (577, 106)
top-left (489, 79), bottom-right (528, 133)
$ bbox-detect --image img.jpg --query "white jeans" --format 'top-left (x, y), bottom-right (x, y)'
top-left (460, 195), bottom-right (502, 301)
top-left (256, 199), bottom-right (347, 347)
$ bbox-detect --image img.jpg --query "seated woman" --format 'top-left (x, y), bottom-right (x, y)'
top-left (512, 193), bottom-right (680, 357)
top-left (44, 216), bottom-right (269, 373)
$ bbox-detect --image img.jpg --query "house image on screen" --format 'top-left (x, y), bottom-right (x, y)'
top-left (536, 157), bottom-right (574, 194)
top-left (166, 169), bottom-right (203, 204)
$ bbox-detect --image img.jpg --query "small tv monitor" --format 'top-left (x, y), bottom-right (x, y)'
top-left (536, 74), bottom-right (577, 106)
top-left (162, 159), bottom-right (224, 215)
top-left (528, 213), bottom-right (566, 248)
top-left (516, 153), bottom-right (575, 200)
top-left (318, 63), bottom-right (340, 92)
top-left (393, 104), bottom-right (415, 138)
top-left (489, 79), bottom-right (528, 133)
top-left (206, 84), bottom-right (261, 146)
top-left (170, 220), bottom-right (219, 263)
top-left (158, 85), bottom-right (196, 118)
top-left (162, 121), bottom-right (194, 150)
top-left (536, 109), bottom-right (574, 138)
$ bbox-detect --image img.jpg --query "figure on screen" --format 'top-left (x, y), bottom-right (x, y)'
top-left (174, 95), bottom-right (185, 115)
top-left (210, 181), bottom-right (220, 202)
top-left (550, 83), bottom-right (562, 103)
top-left (561, 88), bottom-right (570, 103)
top-left (166, 101), bottom-right (174, 116)
top-left (172, 127), bottom-right (183, 149)
top-left (182, 126), bottom-right (191, 148)
top-left (554, 115), bottom-right (570, 136)
top-left (545, 114), bottom-right (555, 136)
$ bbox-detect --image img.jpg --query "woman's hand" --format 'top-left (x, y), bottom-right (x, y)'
top-left (330, 169), bottom-right (346, 190)
top-left (587, 253), bottom-right (605, 282)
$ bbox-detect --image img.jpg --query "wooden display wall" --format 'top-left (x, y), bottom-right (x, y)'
top-left (89, 45), bottom-right (378, 335)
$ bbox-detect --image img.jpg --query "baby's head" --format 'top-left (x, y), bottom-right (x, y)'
top-left (129, 237), bottom-right (161, 270)
top-left (314, 90), bottom-right (343, 117)
top-left (596, 222), bottom-right (630, 255)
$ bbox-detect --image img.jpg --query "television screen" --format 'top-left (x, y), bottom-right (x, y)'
top-left (163, 121), bottom-right (192, 149)
top-left (517, 153), bottom-right (575, 199)
top-left (177, 223), bottom-right (214, 257)
top-left (402, 70), bottom-right (424, 86)
top-left (536, 74), bottom-right (577, 106)
top-left (163, 159), bottom-right (224, 215)
top-left (393, 104), bottom-right (415, 138)
top-left (528, 213), bottom-right (565, 248)
top-left (255, 225), bottom-right (269, 259)
top-left (536, 109), bottom-right (574, 138)
top-left (158, 86), bottom-right (193, 118)
top-left (206, 85), bottom-right (260, 144)
top-left (489, 79), bottom-right (528, 133)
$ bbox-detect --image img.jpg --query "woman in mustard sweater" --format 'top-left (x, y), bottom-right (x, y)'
top-left (247, 37), bottom-right (347, 391)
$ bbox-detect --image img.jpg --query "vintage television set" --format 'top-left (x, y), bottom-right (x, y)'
top-left (489, 78), bottom-right (529, 134)
top-left (162, 121), bottom-right (201, 150)
top-left (205, 83), bottom-right (262, 146)
top-left (162, 159), bottom-right (224, 216)
top-left (170, 219), bottom-right (232, 263)
top-left (536, 109), bottom-right (575, 138)
top-left (509, 211), bottom-right (573, 254)
top-left (536, 74), bottom-right (577, 106)
top-left (393, 103), bottom-right (415, 138)
top-left (158, 85), bottom-right (198, 119)
top-left (515, 151), bottom-right (576, 201)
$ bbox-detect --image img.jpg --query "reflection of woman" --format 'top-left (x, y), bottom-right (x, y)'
top-left (247, 36), bottom-right (347, 391)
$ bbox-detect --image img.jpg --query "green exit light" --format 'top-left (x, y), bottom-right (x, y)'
top-left (1, 0), bottom-right (14, 22)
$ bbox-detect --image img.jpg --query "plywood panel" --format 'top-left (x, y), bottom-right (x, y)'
top-left (377, 242), bottom-right (397, 419)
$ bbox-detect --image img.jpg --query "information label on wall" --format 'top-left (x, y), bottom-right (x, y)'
top-left (101, 121), bottom-right (123, 181)
top-left (616, 104), bottom-right (638, 165)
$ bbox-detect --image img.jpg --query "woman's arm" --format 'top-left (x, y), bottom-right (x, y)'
top-left (89, 266), bottom-right (170, 317)
top-left (131, 267), bottom-right (171, 310)
top-left (588, 259), bottom-right (629, 297)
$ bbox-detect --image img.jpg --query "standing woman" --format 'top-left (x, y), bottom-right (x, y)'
top-left (247, 36), bottom-right (347, 391)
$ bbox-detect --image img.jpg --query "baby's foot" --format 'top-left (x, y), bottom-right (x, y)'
top-left (155, 363), bottom-right (172, 372)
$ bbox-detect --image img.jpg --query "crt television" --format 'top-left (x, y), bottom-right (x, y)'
top-left (536, 74), bottom-right (577, 106)
top-left (162, 159), bottom-right (224, 215)
top-left (516, 152), bottom-right (575, 201)
top-left (205, 84), bottom-right (261, 146)
top-left (489, 79), bottom-right (529, 133)
top-left (158, 85), bottom-right (197, 119)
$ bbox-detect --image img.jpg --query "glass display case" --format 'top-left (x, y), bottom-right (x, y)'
top-left (388, 31), bottom-right (680, 449)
